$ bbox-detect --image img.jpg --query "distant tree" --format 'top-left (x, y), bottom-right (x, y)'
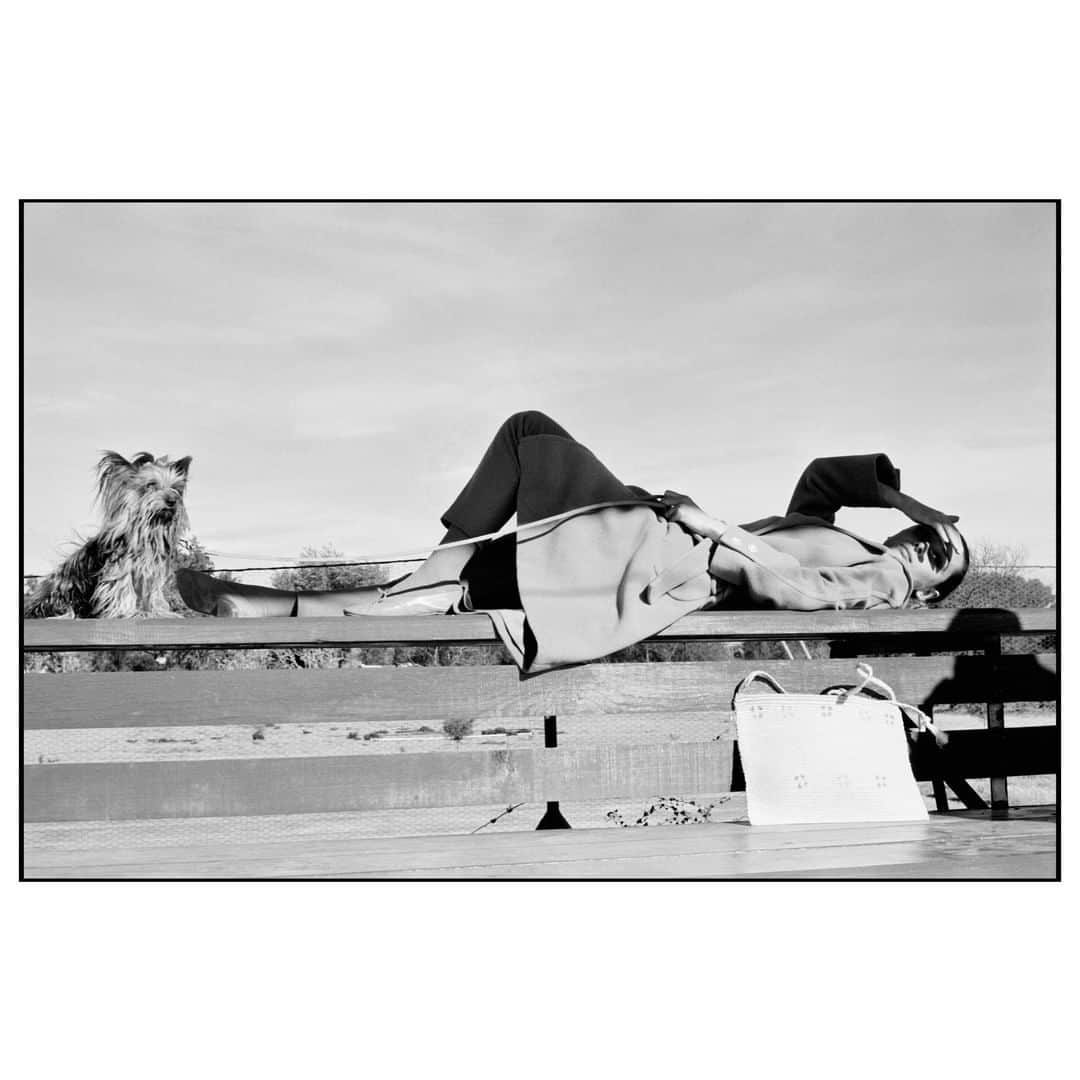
top-left (938, 542), bottom-right (1055, 610)
top-left (261, 545), bottom-right (412, 669)
top-left (270, 544), bottom-right (402, 591)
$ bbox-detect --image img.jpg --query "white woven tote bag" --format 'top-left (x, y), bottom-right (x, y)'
top-left (732, 664), bottom-right (933, 826)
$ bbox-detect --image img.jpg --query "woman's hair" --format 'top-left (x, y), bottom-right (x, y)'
top-left (930, 528), bottom-right (971, 604)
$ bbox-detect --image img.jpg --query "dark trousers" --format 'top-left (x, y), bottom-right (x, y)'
top-left (441, 411), bottom-right (644, 609)
top-left (442, 411), bottom-right (573, 538)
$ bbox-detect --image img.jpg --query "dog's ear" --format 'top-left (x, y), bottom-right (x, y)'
top-left (173, 456), bottom-right (192, 477)
top-left (96, 451), bottom-right (134, 505)
top-left (97, 451), bottom-right (131, 481)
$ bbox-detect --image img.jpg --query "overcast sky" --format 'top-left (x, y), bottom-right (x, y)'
top-left (22, 201), bottom-right (1056, 580)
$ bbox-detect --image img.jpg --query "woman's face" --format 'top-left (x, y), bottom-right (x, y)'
top-left (883, 522), bottom-right (967, 595)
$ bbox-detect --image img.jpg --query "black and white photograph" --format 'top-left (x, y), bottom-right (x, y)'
top-left (21, 200), bottom-right (1058, 881)
top-left (8, 6), bottom-right (1075, 1077)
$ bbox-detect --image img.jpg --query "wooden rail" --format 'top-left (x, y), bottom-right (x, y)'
top-left (21, 654), bottom-right (1059, 731)
top-left (22, 607), bottom-right (1058, 651)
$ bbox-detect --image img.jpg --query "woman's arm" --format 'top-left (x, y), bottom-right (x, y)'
top-left (708, 541), bottom-right (912, 610)
top-left (876, 480), bottom-right (960, 528)
top-left (786, 454), bottom-right (901, 522)
top-left (785, 454), bottom-right (961, 531)
top-left (647, 499), bottom-right (914, 610)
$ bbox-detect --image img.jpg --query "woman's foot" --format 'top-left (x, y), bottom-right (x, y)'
top-left (378, 543), bottom-right (477, 596)
top-left (176, 569), bottom-right (298, 617)
top-left (341, 542), bottom-right (474, 616)
top-left (354, 581), bottom-right (463, 616)
top-left (297, 586), bottom-right (382, 616)
top-left (178, 538), bottom-right (478, 618)
top-left (178, 569), bottom-right (392, 617)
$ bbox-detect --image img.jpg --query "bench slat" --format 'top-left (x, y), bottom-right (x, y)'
top-left (21, 812), bottom-right (1058, 879)
top-left (22, 607), bottom-right (1058, 651)
top-left (23, 722), bottom-right (1055, 822)
top-left (23, 655), bottom-right (1058, 731)
top-left (23, 741), bottom-right (737, 822)
top-left (910, 726), bottom-right (1058, 783)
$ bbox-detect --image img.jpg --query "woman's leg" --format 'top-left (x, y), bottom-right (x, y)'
top-left (440, 410), bottom-right (576, 538)
top-left (178, 411), bottom-right (584, 617)
top-left (176, 569), bottom-right (383, 617)
top-left (176, 570), bottom-right (298, 617)
top-left (380, 410), bottom-right (576, 596)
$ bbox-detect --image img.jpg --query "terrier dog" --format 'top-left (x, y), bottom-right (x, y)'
top-left (25, 451), bottom-right (193, 618)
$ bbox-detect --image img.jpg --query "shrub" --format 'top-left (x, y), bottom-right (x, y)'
top-left (442, 718), bottom-right (475, 742)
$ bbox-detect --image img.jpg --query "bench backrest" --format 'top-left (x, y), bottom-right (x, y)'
top-left (23, 609), bottom-right (1058, 827)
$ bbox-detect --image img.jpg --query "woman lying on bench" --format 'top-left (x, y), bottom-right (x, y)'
top-left (178, 411), bottom-right (970, 673)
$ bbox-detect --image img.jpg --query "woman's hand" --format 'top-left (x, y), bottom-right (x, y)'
top-left (879, 483), bottom-right (959, 528)
top-left (657, 490), bottom-right (698, 516)
top-left (896, 492), bottom-right (960, 528)
top-left (658, 491), bottom-right (726, 540)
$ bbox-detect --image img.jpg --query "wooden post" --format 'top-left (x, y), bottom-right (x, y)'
top-left (986, 635), bottom-right (1008, 811)
top-left (928, 705), bottom-right (950, 813)
top-left (535, 714), bottom-right (571, 829)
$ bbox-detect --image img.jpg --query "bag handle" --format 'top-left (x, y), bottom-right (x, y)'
top-left (826, 663), bottom-right (948, 747)
top-left (731, 663), bottom-right (948, 747)
top-left (828, 662), bottom-right (896, 704)
top-left (730, 670), bottom-right (788, 711)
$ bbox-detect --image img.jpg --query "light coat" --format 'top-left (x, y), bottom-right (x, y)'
top-left (473, 440), bottom-right (914, 674)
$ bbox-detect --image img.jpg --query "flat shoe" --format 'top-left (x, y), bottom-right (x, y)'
top-left (176, 567), bottom-right (218, 613)
top-left (348, 582), bottom-right (462, 616)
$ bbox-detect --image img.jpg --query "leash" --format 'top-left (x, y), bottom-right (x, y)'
top-left (198, 497), bottom-right (669, 567)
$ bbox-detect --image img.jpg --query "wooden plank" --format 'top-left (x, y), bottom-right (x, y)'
top-left (24, 721), bottom-right (1054, 822)
top-left (20, 794), bottom-right (752, 862)
top-left (25, 847), bottom-right (1056, 880)
top-left (22, 811), bottom-right (1056, 879)
top-left (22, 740), bottom-right (736, 821)
top-left (22, 607), bottom-right (1059, 651)
top-left (316, 815), bottom-right (1059, 879)
top-left (737, 854), bottom-right (1056, 879)
top-left (22, 807), bottom-right (1055, 868)
top-left (22, 714), bottom-right (736, 764)
top-left (910, 726), bottom-right (1058, 781)
top-left (21, 654), bottom-right (1059, 731)
top-left (937, 777), bottom-right (989, 811)
top-left (23, 613), bottom-right (500, 651)
top-left (985, 634), bottom-right (1010, 810)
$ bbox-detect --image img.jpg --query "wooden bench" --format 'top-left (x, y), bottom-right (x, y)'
top-left (22, 608), bottom-right (1058, 879)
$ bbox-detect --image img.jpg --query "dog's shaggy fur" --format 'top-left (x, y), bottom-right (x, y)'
top-left (25, 451), bottom-right (192, 618)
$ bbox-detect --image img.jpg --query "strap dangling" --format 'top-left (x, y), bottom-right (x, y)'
top-left (897, 703), bottom-right (949, 747)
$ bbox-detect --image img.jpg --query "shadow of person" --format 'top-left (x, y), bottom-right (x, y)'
top-left (912, 607), bottom-right (1058, 814)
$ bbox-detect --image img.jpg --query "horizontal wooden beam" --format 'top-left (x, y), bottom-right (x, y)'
top-left (23, 741), bottom-right (736, 822)
top-left (22, 607), bottom-right (1058, 652)
top-left (23, 655), bottom-right (1059, 731)
top-left (911, 727), bottom-right (1059, 783)
top-left (22, 722), bottom-right (1057, 823)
